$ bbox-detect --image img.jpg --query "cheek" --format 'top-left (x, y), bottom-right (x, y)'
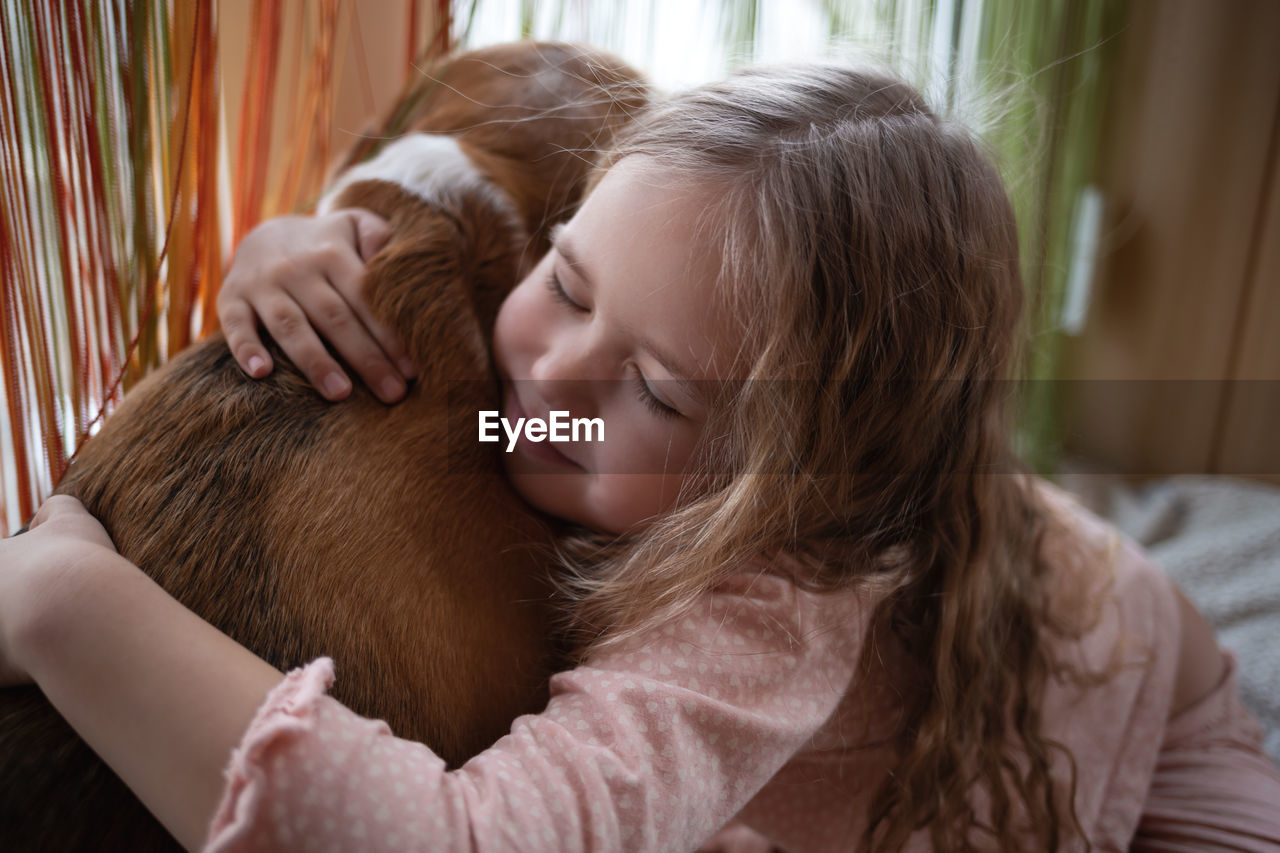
top-left (493, 279), bottom-right (541, 370)
top-left (585, 423), bottom-right (700, 524)
top-left (613, 420), bottom-right (700, 474)
top-left (587, 473), bottom-right (689, 533)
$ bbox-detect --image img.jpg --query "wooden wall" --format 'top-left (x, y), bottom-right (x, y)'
top-left (1059, 0), bottom-right (1280, 484)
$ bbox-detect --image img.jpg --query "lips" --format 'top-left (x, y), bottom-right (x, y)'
top-left (504, 385), bottom-right (583, 469)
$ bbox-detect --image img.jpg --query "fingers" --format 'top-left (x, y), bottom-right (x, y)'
top-left (26, 496), bottom-right (115, 551)
top-left (220, 275), bottom-right (354, 401)
top-left (307, 212), bottom-right (416, 392)
top-left (280, 231), bottom-right (403, 401)
top-left (219, 298), bottom-right (273, 379)
top-left (28, 495), bottom-right (79, 530)
top-left (217, 210), bottom-right (414, 404)
top-left (344, 209), bottom-right (411, 380)
top-left (349, 207), bottom-right (392, 263)
top-left (257, 289), bottom-right (355, 400)
top-left (218, 234), bottom-right (282, 384)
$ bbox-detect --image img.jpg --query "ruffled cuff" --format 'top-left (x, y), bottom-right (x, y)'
top-left (203, 658), bottom-right (338, 853)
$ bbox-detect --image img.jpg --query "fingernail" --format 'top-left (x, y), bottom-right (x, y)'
top-left (381, 376), bottom-right (406, 401)
top-left (247, 355), bottom-right (267, 376)
top-left (323, 373), bottom-right (351, 399)
top-left (397, 357), bottom-right (416, 379)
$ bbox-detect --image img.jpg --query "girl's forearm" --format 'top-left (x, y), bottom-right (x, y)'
top-left (17, 550), bottom-right (283, 851)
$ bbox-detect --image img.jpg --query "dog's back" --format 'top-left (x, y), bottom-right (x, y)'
top-left (0, 42), bottom-right (647, 852)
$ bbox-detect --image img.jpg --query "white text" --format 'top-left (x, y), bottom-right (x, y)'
top-left (478, 410), bottom-right (604, 452)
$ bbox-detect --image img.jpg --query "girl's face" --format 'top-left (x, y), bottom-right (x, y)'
top-left (492, 158), bottom-right (732, 534)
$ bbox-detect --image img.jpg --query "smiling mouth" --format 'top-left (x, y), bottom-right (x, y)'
top-left (503, 386), bottom-right (584, 469)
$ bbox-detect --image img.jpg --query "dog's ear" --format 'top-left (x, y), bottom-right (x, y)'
top-left (405, 43), bottom-right (650, 252)
top-left (366, 196), bottom-right (524, 374)
top-left (328, 176), bottom-right (524, 375)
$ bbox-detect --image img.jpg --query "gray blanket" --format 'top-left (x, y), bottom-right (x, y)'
top-left (1057, 474), bottom-right (1280, 762)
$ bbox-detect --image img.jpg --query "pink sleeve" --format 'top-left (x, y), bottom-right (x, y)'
top-left (203, 571), bottom-right (868, 852)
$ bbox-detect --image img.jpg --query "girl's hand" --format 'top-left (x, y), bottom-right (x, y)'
top-left (0, 496), bottom-right (117, 686)
top-left (217, 209), bottom-right (417, 403)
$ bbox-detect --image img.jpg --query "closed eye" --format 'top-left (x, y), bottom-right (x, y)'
top-left (545, 270), bottom-right (587, 313)
top-left (629, 365), bottom-right (680, 419)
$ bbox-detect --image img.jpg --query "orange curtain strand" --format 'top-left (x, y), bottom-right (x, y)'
top-left (1, 0), bottom-right (446, 534)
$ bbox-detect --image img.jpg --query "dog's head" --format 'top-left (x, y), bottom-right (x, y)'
top-left (325, 42), bottom-right (649, 267)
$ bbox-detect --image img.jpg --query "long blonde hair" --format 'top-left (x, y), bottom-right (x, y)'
top-left (555, 63), bottom-right (1098, 850)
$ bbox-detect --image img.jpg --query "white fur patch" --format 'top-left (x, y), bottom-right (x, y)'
top-left (318, 134), bottom-right (510, 215)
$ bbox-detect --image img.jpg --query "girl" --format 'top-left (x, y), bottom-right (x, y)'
top-left (3, 61), bottom-right (1279, 852)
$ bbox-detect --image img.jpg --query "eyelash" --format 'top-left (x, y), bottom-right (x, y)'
top-left (545, 267), bottom-right (679, 420)
top-left (629, 366), bottom-right (680, 419)
top-left (545, 270), bottom-right (587, 313)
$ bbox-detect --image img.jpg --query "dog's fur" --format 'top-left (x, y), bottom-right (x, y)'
top-left (0, 42), bottom-right (647, 851)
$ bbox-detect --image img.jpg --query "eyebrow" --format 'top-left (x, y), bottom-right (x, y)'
top-left (550, 224), bottom-right (708, 404)
top-left (549, 223), bottom-right (594, 287)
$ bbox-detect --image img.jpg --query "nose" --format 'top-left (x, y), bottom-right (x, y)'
top-left (529, 332), bottom-right (605, 415)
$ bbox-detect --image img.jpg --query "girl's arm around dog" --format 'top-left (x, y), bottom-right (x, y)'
top-left (0, 496), bottom-right (284, 852)
top-left (1, 497), bottom-right (870, 852)
top-left (200, 567), bottom-right (870, 852)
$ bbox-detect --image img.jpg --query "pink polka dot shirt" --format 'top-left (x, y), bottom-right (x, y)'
top-left (202, 484), bottom-right (1195, 851)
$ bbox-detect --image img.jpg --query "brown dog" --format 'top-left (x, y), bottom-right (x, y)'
top-left (0, 41), bottom-right (647, 851)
